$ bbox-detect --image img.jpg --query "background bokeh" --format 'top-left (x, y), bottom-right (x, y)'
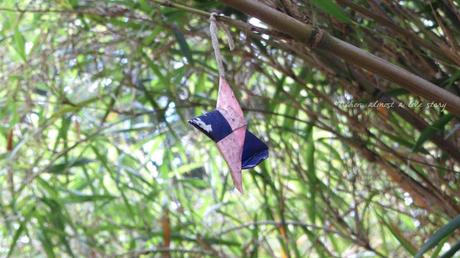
top-left (1, 0), bottom-right (460, 257)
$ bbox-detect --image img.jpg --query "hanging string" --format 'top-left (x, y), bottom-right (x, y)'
top-left (221, 24), bottom-right (235, 51)
top-left (210, 13), bottom-right (226, 78)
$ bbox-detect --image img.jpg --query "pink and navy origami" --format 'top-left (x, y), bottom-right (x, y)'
top-left (189, 77), bottom-right (269, 192)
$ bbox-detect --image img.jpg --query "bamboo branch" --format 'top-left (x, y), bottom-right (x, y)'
top-left (335, 0), bottom-right (460, 66)
top-left (117, 247), bottom-right (214, 257)
top-left (219, 0), bottom-right (460, 116)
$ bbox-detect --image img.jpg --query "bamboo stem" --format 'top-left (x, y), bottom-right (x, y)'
top-left (219, 0), bottom-right (460, 116)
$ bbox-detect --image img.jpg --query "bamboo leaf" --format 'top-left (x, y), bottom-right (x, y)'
top-left (439, 239), bottom-right (460, 258)
top-left (38, 218), bottom-right (56, 258)
top-left (13, 29), bottom-right (26, 62)
top-left (415, 214), bottom-right (460, 258)
top-left (7, 206), bottom-right (36, 258)
top-left (305, 124), bottom-right (317, 223)
top-left (311, 0), bottom-right (351, 23)
top-left (413, 113), bottom-right (454, 152)
top-left (378, 215), bottom-right (417, 255)
top-left (443, 70), bottom-right (460, 89)
top-left (48, 158), bottom-right (93, 174)
top-left (431, 237), bottom-right (448, 258)
top-left (384, 88), bottom-right (410, 97)
top-left (172, 25), bottom-right (194, 64)
top-left (53, 116), bottom-right (72, 151)
top-left (61, 193), bottom-right (116, 204)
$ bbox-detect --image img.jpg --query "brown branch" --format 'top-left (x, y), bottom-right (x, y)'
top-left (219, 0), bottom-right (460, 116)
top-left (219, 220), bottom-right (343, 236)
top-left (335, 0), bottom-right (460, 66)
top-left (115, 247), bottom-right (214, 257)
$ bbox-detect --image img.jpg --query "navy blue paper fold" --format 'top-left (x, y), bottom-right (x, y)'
top-left (189, 110), bottom-right (232, 142)
top-left (242, 130), bottom-right (269, 169)
top-left (189, 109), bottom-right (268, 169)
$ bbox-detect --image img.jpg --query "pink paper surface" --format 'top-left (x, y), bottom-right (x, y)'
top-left (216, 77), bottom-right (247, 192)
top-left (217, 126), bottom-right (246, 193)
top-left (217, 77), bottom-right (246, 130)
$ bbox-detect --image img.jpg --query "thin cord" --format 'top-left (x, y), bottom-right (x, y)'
top-left (210, 13), bottom-right (226, 78)
top-left (221, 24), bottom-right (235, 51)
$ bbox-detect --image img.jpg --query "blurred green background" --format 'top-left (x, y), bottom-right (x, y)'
top-left (1, 0), bottom-right (460, 257)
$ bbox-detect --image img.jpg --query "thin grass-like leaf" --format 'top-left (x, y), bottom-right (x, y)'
top-left (413, 113), bottom-right (454, 152)
top-left (415, 214), bottom-right (460, 258)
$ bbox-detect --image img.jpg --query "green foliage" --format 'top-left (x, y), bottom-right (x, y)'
top-left (413, 113), bottom-right (454, 152)
top-left (310, 0), bottom-right (351, 23)
top-left (378, 214), bottom-right (417, 255)
top-left (13, 29), bottom-right (26, 62)
top-left (416, 214), bottom-right (460, 258)
top-left (0, 0), bottom-right (459, 257)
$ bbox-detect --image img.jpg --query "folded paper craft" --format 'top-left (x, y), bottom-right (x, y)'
top-left (189, 77), bottom-right (269, 192)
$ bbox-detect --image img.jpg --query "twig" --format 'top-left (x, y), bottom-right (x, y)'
top-left (219, 0), bottom-right (460, 116)
top-left (114, 247), bottom-right (214, 257)
top-left (218, 220), bottom-right (342, 236)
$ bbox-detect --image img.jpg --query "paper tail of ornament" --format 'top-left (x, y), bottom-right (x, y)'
top-left (216, 126), bottom-right (246, 193)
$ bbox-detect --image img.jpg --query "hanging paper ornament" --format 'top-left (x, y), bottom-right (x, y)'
top-left (188, 14), bottom-right (269, 193)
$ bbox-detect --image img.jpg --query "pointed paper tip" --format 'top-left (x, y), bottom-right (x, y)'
top-left (229, 167), bottom-right (244, 194)
top-left (235, 183), bottom-right (244, 194)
